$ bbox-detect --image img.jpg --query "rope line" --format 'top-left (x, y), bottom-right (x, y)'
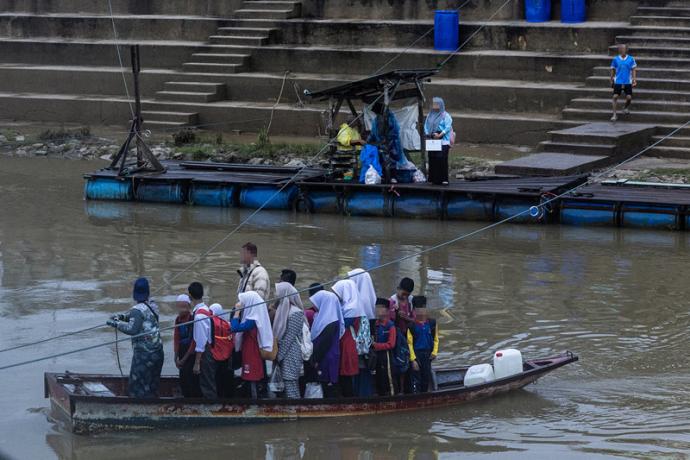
top-left (107, 0), bottom-right (134, 118)
top-left (2, 0), bottom-right (677, 368)
top-left (2, 117), bottom-right (689, 372)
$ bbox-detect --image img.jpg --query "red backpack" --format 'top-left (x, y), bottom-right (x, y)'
top-left (197, 309), bottom-right (233, 362)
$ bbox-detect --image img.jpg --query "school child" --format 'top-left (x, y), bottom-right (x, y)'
top-left (407, 296), bottom-right (439, 393)
top-left (373, 298), bottom-right (398, 396)
top-left (231, 291), bottom-right (274, 399)
top-left (173, 294), bottom-right (201, 397)
top-left (389, 277), bottom-right (416, 332)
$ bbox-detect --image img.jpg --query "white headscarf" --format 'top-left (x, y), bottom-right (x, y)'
top-left (272, 281), bottom-right (304, 340)
top-left (176, 294), bottom-right (191, 305)
top-left (310, 290), bottom-right (344, 341)
top-left (209, 303), bottom-right (228, 321)
top-left (332, 279), bottom-right (364, 319)
top-left (236, 291), bottom-right (274, 352)
top-left (348, 268), bottom-right (376, 320)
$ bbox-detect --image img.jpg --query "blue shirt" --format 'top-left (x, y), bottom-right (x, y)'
top-left (611, 55), bottom-right (637, 85)
top-left (424, 112), bottom-right (454, 145)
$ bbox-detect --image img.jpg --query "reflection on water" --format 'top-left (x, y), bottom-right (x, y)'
top-left (0, 158), bottom-right (689, 459)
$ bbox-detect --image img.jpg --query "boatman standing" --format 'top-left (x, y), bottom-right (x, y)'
top-left (610, 43), bottom-right (637, 122)
top-left (237, 242), bottom-right (270, 301)
top-left (106, 277), bottom-right (164, 398)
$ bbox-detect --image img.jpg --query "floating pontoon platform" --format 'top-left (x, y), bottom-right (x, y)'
top-left (84, 162), bottom-right (690, 231)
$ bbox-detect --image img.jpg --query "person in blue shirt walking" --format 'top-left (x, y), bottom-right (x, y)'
top-left (610, 44), bottom-right (638, 122)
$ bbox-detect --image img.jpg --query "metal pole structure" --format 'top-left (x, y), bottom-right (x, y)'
top-left (416, 80), bottom-right (428, 176)
top-left (131, 45), bottom-right (143, 165)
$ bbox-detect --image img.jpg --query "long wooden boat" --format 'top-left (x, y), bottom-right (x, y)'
top-left (45, 352), bottom-right (578, 434)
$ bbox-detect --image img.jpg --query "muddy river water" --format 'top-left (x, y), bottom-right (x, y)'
top-left (0, 157), bottom-right (689, 459)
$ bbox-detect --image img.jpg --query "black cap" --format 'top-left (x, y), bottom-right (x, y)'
top-left (412, 296), bottom-right (427, 309)
top-left (376, 297), bottom-right (390, 307)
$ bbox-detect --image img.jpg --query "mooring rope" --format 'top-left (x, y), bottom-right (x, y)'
top-left (2, 114), bottom-right (690, 372)
top-left (1, 0), bottom-right (680, 366)
top-left (373, 0), bottom-right (476, 75)
top-left (106, 0), bottom-right (135, 118)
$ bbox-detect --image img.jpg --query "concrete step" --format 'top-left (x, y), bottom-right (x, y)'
top-left (617, 35), bottom-right (690, 47)
top-left (586, 75), bottom-right (690, 92)
top-left (629, 25), bottom-right (690, 38)
top-left (495, 152), bottom-right (610, 176)
top-left (650, 135), bottom-right (690, 148)
top-left (636, 6), bottom-right (690, 17)
top-left (610, 45), bottom-right (690, 58)
top-left (181, 62), bottom-right (245, 74)
top-left (190, 52), bottom-right (249, 64)
top-left (0, 0), bottom-right (241, 16)
top-left (155, 90), bottom-right (222, 103)
top-left (0, 13), bottom-right (224, 41)
top-left (142, 120), bottom-right (192, 129)
top-left (592, 66), bottom-right (690, 80)
top-left (537, 141), bottom-right (617, 156)
top-left (234, 8), bottom-right (298, 20)
top-left (141, 110), bottom-right (199, 124)
top-left (163, 81), bottom-right (227, 98)
top-left (563, 107), bottom-right (690, 124)
top-left (645, 145), bottom-right (690, 159)
top-left (569, 97), bottom-right (690, 113)
top-left (216, 26), bottom-right (275, 38)
top-left (208, 35), bottom-right (267, 46)
top-left (631, 16), bottom-right (690, 27)
top-left (242, 1), bottom-right (301, 13)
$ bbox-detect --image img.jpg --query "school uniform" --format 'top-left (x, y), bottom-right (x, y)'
top-left (192, 302), bottom-right (217, 399)
top-left (407, 319), bottom-right (439, 393)
top-left (373, 319), bottom-right (398, 396)
top-left (234, 291), bottom-right (274, 398)
top-left (309, 290), bottom-right (345, 398)
top-left (389, 294), bottom-right (415, 333)
top-left (173, 311), bottom-right (201, 397)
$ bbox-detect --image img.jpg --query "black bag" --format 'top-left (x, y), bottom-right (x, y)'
top-left (366, 348), bottom-right (377, 372)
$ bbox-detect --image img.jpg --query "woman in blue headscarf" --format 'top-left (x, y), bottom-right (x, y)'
top-left (424, 97), bottom-right (454, 185)
top-left (368, 104), bottom-right (406, 182)
top-left (107, 277), bottom-right (164, 398)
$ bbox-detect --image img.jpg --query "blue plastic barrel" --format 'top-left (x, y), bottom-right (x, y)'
top-left (434, 10), bottom-right (459, 51)
top-left (239, 185), bottom-right (297, 210)
top-left (84, 177), bottom-right (133, 201)
top-left (561, 0), bottom-right (585, 23)
top-left (525, 0), bottom-right (551, 22)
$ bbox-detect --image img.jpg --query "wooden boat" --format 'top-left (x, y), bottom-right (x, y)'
top-left (45, 352), bottom-right (578, 434)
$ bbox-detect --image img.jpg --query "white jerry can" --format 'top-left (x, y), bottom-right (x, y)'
top-left (493, 349), bottom-right (523, 379)
top-left (463, 364), bottom-right (495, 387)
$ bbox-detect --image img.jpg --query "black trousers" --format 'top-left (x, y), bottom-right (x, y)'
top-left (428, 145), bottom-right (449, 184)
top-left (215, 358), bottom-right (234, 398)
top-left (178, 351), bottom-right (201, 397)
top-left (199, 348), bottom-right (218, 399)
top-left (375, 350), bottom-right (398, 396)
top-left (411, 349), bottom-right (433, 393)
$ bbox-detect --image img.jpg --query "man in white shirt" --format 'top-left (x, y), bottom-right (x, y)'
top-left (189, 282), bottom-right (216, 399)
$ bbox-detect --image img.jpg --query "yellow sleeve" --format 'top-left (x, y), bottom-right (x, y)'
top-left (407, 329), bottom-right (416, 362)
top-left (336, 125), bottom-right (352, 148)
top-left (432, 323), bottom-right (439, 357)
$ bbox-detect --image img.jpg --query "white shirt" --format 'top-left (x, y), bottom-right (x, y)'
top-left (192, 302), bottom-right (211, 353)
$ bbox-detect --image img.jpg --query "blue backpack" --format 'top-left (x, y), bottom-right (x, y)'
top-left (393, 327), bottom-right (410, 374)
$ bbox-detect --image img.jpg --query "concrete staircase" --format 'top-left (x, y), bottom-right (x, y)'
top-left (561, 0), bottom-right (690, 159)
top-left (496, 123), bottom-right (655, 176)
top-left (143, 0), bottom-right (302, 129)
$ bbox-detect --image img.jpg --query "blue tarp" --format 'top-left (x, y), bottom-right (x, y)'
top-left (359, 144), bottom-right (383, 183)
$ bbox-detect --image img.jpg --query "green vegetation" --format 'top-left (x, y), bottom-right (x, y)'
top-left (38, 126), bottom-right (91, 141)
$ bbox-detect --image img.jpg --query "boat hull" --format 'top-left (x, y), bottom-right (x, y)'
top-left (45, 353), bottom-right (577, 434)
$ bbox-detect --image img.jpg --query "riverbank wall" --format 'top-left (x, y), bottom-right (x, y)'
top-left (2, 0), bottom-right (685, 153)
